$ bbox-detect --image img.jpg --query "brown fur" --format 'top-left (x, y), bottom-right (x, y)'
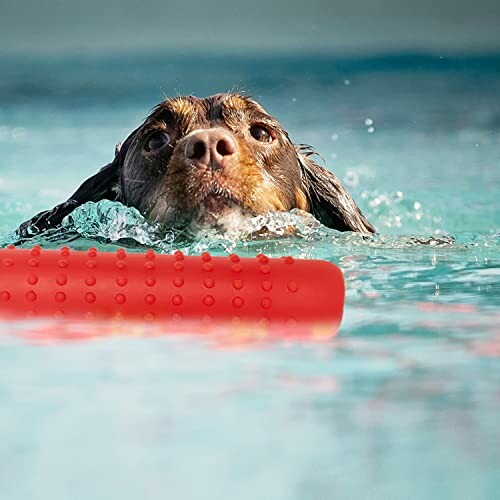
top-left (17, 93), bottom-right (375, 238)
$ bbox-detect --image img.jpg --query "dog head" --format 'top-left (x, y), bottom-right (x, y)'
top-left (18, 93), bottom-right (375, 238)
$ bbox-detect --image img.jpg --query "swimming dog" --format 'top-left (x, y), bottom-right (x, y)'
top-left (18, 94), bottom-right (375, 237)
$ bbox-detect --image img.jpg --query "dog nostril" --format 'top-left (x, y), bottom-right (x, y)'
top-left (189, 140), bottom-right (206, 160)
top-left (216, 138), bottom-right (235, 157)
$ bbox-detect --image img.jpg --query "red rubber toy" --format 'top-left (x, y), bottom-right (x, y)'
top-left (0, 246), bottom-right (344, 329)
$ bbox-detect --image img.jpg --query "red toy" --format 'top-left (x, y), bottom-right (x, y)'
top-left (0, 246), bottom-right (344, 332)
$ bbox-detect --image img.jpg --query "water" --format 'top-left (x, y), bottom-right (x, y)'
top-left (1, 53), bottom-right (499, 499)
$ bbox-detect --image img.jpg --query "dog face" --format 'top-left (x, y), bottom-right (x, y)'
top-left (17, 93), bottom-right (375, 239)
top-left (121, 94), bottom-right (308, 231)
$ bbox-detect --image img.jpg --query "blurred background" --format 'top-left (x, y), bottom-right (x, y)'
top-left (2, 0), bottom-right (500, 54)
top-left (1, 0), bottom-right (499, 237)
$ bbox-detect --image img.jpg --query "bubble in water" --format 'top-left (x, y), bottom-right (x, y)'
top-left (344, 79), bottom-right (351, 86)
top-left (364, 118), bottom-right (373, 126)
top-left (343, 170), bottom-right (359, 188)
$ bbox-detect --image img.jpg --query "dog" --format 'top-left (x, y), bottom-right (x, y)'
top-left (17, 93), bottom-right (375, 238)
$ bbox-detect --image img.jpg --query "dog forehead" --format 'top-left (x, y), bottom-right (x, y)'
top-left (158, 96), bottom-right (205, 125)
top-left (168, 96), bottom-right (200, 116)
top-left (153, 94), bottom-right (265, 124)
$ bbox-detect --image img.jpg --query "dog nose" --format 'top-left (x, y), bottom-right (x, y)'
top-left (184, 129), bottom-right (237, 170)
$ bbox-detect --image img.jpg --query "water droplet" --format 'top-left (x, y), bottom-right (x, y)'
top-left (343, 171), bottom-right (359, 188)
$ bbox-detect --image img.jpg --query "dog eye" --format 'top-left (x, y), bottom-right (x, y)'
top-left (146, 131), bottom-right (171, 151)
top-left (250, 125), bottom-right (273, 143)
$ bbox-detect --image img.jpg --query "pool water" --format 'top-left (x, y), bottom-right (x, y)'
top-left (1, 53), bottom-right (499, 499)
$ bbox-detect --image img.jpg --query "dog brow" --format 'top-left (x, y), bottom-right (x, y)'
top-left (148, 97), bottom-right (202, 130)
top-left (168, 97), bottom-right (196, 118)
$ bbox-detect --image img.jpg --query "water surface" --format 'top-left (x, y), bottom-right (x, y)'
top-left (1, 53), bottom-right (499, 499)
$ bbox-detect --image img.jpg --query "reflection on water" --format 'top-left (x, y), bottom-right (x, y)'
top-left (2, 327), bottom-right (500, 500)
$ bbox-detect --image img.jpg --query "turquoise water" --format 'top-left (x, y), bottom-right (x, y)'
top-left (1, 53), bottom-right (499, 499)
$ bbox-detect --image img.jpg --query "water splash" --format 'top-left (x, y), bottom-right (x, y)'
top-left (2, 199), bottom-right (498, 265)
top-left (65, 200), bottom-right (173, 246)
top-left (359, 189), bottom-right (443, 233)
top-left (2, 201), bottom-right (329, 255)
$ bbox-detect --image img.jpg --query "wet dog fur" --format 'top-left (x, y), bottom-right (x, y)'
top-left (17, 94), bottom-right (375, 238)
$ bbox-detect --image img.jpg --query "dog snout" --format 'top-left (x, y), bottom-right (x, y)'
top-left (184, 129), bottom-right (237, 170)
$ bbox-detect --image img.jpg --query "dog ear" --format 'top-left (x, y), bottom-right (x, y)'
top-left (298, 152), bottom-right (375, 233)
top-left (17, 128), bottom-right (139, 239)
